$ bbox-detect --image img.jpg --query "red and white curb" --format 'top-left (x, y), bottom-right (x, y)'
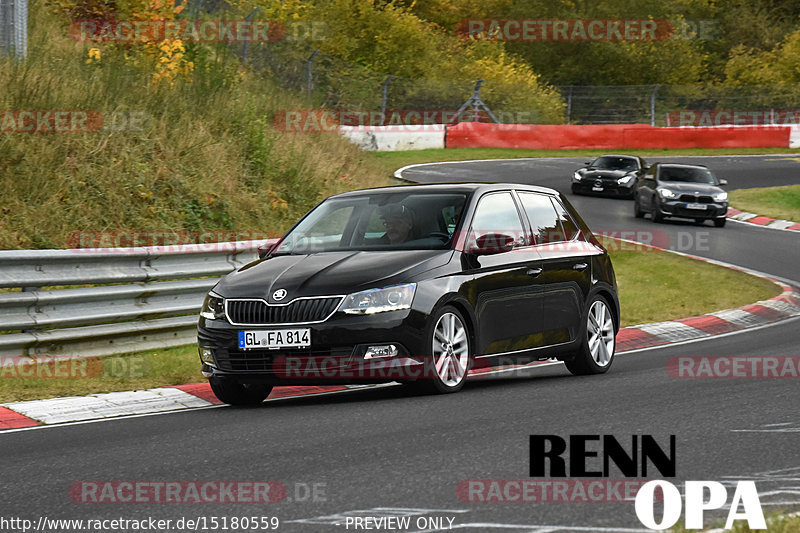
top-left (2, 258), bottom-right (798, 431)
top-left (727, 207), bottom-right (800, 231)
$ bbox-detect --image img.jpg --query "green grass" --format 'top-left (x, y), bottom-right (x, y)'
top-left (0, 347), bottom-right (203, 403)
top-left (604, 237), bottom-right (781, 327)
top-left (730, 185), bottom-right (800, 222)
top-left (369, 147), bottom-right (800, 178)
top-left (671, 512), bottom-right (800, 532)
top-left (0, 238), bottom-right (781, 403)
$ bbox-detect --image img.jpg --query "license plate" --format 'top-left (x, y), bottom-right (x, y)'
top-left (592, 186), bottom-right (604, 192)
top-left (686, 203), bottom-right (706, 210)
top-left (238, 329), bottom-right (310, 349)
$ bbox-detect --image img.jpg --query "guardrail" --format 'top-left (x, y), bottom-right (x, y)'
top-left (0, 240), bottom-right (275, 359)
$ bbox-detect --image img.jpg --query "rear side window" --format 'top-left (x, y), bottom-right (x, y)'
top-left (469, 192), bottom-right (525, 248)
top-left (551, 199), bottom-right (581, 241)
top-left (518, 192), bottom-right (563, 244)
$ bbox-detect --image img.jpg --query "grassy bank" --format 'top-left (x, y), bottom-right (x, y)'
top-left (730, 184), bottom-right (800, 222)
top-left (0, 4), bottom-right (390, 250)
top-left (0, 238), bottom-right (781, 403)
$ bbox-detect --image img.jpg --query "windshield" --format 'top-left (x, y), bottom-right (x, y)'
top-left (659, 167), bottom-right (716, 184)
top-left (274, 192), bottom-right (469, 254)
top-left (590, 156), bottom-right (638, 171)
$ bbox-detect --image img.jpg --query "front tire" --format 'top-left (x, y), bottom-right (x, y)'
top-left (571, 184), bottom-right (581, 195)
top-left (409, 306), bottom-right (472, 394)
top-left (209, 377), bottom-right (273, 406)
top-left (633, 197), bottom-right (644, 218)
top-left (714, 217), bottom-right (726, 227)
top-left (650, 199), bottom-right (664, 223)
top-left (565, 295), bottom-right (616, 376)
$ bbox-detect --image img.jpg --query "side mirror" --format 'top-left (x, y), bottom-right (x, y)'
top-left (470, 233), bottom-right (515, 255)
top-left (718, 179), bottom-right (728, 186)
top-left (257, 241), bottom-right (277, 259)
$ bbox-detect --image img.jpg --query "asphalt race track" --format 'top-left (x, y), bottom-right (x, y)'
top-left (2, 155), bottom-right (799, 532)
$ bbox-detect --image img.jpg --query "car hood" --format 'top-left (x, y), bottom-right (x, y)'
top-left (214, 250), bottom-right (454, 302)
top-left (581, 169), bottom-right (631, 179)
top-left (658, 182), bottom-right (724, 194)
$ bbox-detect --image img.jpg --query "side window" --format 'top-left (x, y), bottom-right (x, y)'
top-left (551, 199), bottom-right (580, 241)
top-left (469, 192), bottom-right (525, 248)
top-left (518, 192), bottom-right (563, 244)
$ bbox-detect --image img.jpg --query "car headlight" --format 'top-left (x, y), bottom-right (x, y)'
top-left (572, 171), bottom-right (582, 182)
top-left (200, 292), bottom-right (225, 320)
top-left (339, 284), bottom-right (416, 315)
top-left (657, 187), bottom-right (677, 199)
top-left (617, 174), bottom-right (635, 185)
top-left (713, 191), bottom-right (728, 202)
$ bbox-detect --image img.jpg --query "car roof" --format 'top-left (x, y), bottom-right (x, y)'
top-left (654, 163), bottom-right (709, 170)
top-left (594, 154), bottom-right (639, 159)
top-left (332, 182), bottom-right (559, 198)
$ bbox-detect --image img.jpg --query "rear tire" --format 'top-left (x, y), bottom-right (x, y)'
top-left (407, 306), bottom-right (472, 394)
top-left (209, 377), bottom-right (272, 406)
top-left (714, 218), bottom-right (726, 227)
top-left (571, 184), bottom-right (581, 195)
top-left (565, 295), bottom-right (616, 376)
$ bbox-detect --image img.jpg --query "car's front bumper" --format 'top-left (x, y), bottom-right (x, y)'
top-left (572, 179), bottom-right (634, 197)
top-left (197, 309), bottom-right (436, 385)
top-left (656, 200), bottom-right (728, 220)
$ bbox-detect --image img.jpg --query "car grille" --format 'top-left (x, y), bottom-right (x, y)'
top-left (678, 194), bottom-right (714, 203)
top-left (214, 348), bottom-right (353, 373)
top-left (226, 297), bottom-right (342, 325)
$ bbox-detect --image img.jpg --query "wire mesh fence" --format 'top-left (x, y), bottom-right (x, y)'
top-left (240, 39), bottom-right (800, 127)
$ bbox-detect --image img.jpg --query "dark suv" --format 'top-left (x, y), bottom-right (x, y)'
top-left (633, 163), bottom-right (728, 227)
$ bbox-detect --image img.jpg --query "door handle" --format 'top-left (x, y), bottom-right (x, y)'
top-left (527, 268), bottom-right (543, 277)
top-left (573, 263), bottom-right (588, 271)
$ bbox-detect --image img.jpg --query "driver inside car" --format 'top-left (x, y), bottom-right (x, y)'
top-left (379, 204), bottom-right (416, 244)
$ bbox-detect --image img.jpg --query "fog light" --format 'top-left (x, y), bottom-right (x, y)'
top-left (199, 347), bottom-right (215, 366)
top-left (364, 345), bottom-right (398, 359)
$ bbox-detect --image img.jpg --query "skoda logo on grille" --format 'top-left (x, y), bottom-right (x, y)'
top-left (272, 289), bottom-right (287, 301)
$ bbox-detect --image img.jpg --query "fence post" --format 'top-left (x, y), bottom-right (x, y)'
top-left (566, 86), bottom-right (573, 124)
top-left (380, 75), bottom-right (393, 124)
top-left (650, 84), bottom-right (660, 126)
top-left (305, 49), bottom-right (319, 96)
top-left (240, 8), bottom-right (261, 64)
top-left (0, 0), bottom-right (28, 59)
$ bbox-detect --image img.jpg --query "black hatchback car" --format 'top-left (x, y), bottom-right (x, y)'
top-left (571, 154), bottom-right (647, 198)
top-left (633, 163), bottom-right (728, 227)
top-left (198, 183), bottom-right (620, 405)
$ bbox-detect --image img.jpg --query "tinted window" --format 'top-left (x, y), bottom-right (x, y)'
top-left (469, 192), bottom-right (525, 248)
top-left (591, 156), bottom-right (638, 171)
top-left (518, 192), bottom-right (563, 244)
top-left (659, 166), bottom-right (716, 184)
top-left (551, 199), bottom-right (580, 241)
top-left (275, 192), bottom-right (468, 253)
